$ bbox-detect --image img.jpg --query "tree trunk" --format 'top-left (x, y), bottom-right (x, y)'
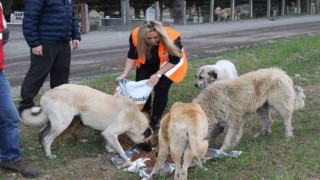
top-left (121, 0), bottom-right (131, 24)
top-left (173, 0), bottom-right (184, 24)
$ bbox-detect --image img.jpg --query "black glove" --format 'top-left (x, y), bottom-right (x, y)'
top-left (3, 28), bottom-right (9, 45)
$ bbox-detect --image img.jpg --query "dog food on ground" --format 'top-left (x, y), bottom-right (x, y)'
top-left (130, 150), bottom-right (212, 167)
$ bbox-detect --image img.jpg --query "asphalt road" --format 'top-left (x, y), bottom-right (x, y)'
top-left (4, 15), bottom-right (320, 92)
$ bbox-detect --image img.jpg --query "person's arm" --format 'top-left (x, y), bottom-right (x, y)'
top-left (71, 3), bottom-right (81, 50)
top-left (148, 62), bottom-right (175, 86)
top-left (148, 37), bottom-right (183, 86)
top-left (23, 0), bottom-right (45, 48)
top-left (117, 58), bottom-right (136, 79)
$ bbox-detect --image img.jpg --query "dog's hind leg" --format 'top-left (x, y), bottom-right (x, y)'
top-left (171, 146), bottom-right (184, 180)
top-left (272, 103), bottom-right (294, 139)
top-left (269, 92), bottom-right (295, 139)
top-left (179, 147), bottom-right (194, 180)
top-left (42, 117), bottom-right (73, 158)
top-left (149, 142), bottom-right (170, 179)
top-left (38, 123), bottom-right (51, 146)
top-left (255, 103), bottom-right (273, 138)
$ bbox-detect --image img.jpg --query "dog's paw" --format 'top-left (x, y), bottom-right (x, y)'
top-left (254, 133), bottom-right (260, 139)
top-left (49, 154), bottom-right (57, 159)
top-left (120, 161), bottom-right (132, 169)
top-left (105, 146), bottom-right (115, 153)
top-left (254, 130), bottom-right (272, 139)
top-left (285, 135), bottom-right (294, 141)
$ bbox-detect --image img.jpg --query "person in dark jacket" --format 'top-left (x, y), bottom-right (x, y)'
top-left (0, 2), bottom-right (39, 178)
top-left (18, 0), bottom-right (81, 113)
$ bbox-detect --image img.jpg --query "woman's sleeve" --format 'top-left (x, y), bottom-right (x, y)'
top-left (168, 37), bottom-right (183, 64)
top-left (127, 34), bottom-right (138, 59)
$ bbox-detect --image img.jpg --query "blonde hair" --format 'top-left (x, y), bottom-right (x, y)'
top-left (137, 20), bottom-right (180, 61)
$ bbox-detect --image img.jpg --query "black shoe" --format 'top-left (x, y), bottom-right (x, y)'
top-left (0, 159), bottom-right (39, 178)
top-left (150, 116), bottom-right (160, 134)
top-left (151, 124), bottom-right (159, 134)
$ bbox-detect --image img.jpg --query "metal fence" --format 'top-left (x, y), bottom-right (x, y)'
top-left (84, 0), bottom-right (319, 25)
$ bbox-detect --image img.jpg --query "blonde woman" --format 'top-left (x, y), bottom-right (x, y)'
top-left (118, 20), bottom-right (188, 133)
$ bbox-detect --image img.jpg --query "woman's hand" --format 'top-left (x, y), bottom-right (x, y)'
top-left (148, 74), bottom-right (161, 86)
top-left (116, 73), bottom-right (128, 80)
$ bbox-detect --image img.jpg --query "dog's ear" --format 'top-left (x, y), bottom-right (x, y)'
top-left (208, 70), bottom-right (218, 79)
top-left (196, 67), bottom-right (203, 77)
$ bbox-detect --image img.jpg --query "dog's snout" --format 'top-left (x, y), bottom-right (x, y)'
top-left (194, 83), bottom-right (198, 87)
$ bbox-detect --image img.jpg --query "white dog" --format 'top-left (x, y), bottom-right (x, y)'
top-left (21, 84), bottom-right (152, 168)
top-left (149, 102), bottom-right (208, 180)
top-left (195, 60), bottom-right (238, 88)
top-left (192, 68), bottom-right (305, 151)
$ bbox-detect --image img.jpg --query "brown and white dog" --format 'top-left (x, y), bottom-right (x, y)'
top-left (149, 102), bottom-right (208, 180)
top-left (192, 68), bottom-right (305, 151)
top-left (21, 84), bottom-right (152, 168)
top-left (195, 60), bottom-right (238, 88)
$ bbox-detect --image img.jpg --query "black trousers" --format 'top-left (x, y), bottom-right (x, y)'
top-left (18, 42), bottom-right (71, 111)
top-left (136, 62), bottom-right (173, 119)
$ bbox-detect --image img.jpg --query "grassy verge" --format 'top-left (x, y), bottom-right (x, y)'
top-left (2, 34), bottom-right (320, 179)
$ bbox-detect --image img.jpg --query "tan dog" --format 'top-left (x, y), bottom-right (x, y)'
top-left (21, 84), bottom-right (152, 168)
top-left (195, 60), bottom-right (238, 88)
top-left (215, 7), bottom-right (231, 22)
top-left (57, 111), bottom-right (152, 150)
top-left (192, 68), bottom-right (305, 151)
top-left (149, 102), bottom-right (208, 180)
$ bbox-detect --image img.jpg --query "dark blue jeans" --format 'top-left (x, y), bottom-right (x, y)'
top-left (0, 71), bottom-right (21, 162)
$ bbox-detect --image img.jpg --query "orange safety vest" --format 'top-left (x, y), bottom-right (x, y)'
top-left (131, 27), bottom-right (188, 83)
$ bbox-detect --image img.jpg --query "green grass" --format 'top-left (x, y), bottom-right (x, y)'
top-left (2, 34), bottom-right (320, 179)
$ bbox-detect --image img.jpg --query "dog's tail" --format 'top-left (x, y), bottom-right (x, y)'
top-left (187, 129), bottom-right (208, 158)
top-left (21, 107), bottom-right (48, 126)
top-left (294, 86), bottom-right (306, 110)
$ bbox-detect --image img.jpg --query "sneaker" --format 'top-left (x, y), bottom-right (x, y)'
top-left (0, 159), bottom-right (39, 178)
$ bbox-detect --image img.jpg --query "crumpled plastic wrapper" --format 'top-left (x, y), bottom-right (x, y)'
top-left (111, 148), bottom-right (242, 178)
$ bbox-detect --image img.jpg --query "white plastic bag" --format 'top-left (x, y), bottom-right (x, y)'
top-left (114, 79), bottom-right (153, 110)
